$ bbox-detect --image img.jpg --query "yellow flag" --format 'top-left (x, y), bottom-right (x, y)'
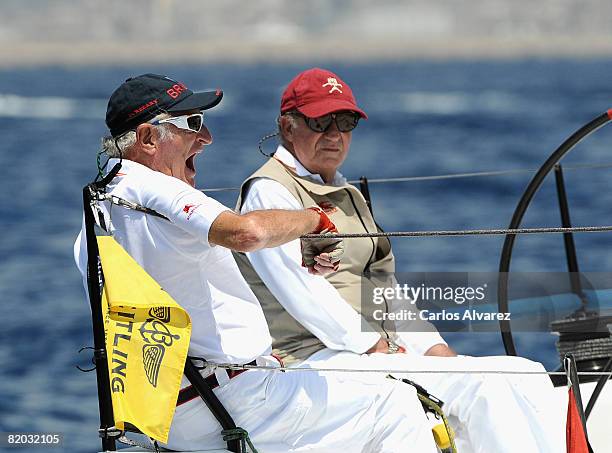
top-left (97, 236), bottom-right (191, 443)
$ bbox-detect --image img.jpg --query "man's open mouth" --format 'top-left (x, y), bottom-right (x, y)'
top-left (186, 154), bottom-right (196, 173)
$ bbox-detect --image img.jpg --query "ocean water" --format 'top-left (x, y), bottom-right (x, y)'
top-left (2, 60), bottom-right (612, 451)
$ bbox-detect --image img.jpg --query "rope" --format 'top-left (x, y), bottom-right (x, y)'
top-left (95, 193), bottom-right (169, 220)
top-left (222, 428), bottom-right (258, 453)
top-left (94, 169), bottom-right (612, 240)
top-left (211, 363), bottom-right (612, 377)
top-left (197, 161), bottom-right (612, 193)
top-left (96, 187), bottom-right (612, 238)
top-left (417, 393), bottom-right (457, 453)
top-left (302, 224), bottom-right (612, 239)
top-left (95, 188), bottom-right (612, 239)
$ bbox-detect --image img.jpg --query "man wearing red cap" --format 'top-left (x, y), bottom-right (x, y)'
top-left (236, 68), bottom-right (566, 452)
top-left (75, 73), bottom-right (440, 452)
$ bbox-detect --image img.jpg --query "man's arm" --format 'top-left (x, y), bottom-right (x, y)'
top-left (138, 174), bottom-right (339, 273)
top-left (208, 207), bottom-right (341, 276)
top-left (208, 208), bottom-right (320, 252)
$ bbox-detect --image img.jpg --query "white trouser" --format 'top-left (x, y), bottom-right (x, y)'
top-left (299, 350), bottom-right (566, 453)
top-left (167, 356), bottom-right (438, 452)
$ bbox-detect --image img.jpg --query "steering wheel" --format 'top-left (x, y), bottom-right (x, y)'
top-left (497, 109), bottom-right (612, 356)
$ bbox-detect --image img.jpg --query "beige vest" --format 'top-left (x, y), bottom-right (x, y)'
top-left (235, 158), bottom-right (397, 364)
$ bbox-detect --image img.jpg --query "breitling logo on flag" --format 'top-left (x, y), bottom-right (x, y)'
top-left (98, 236), bottom-right (191, 443)
top-left (140, 307), bottom-right (182, 387)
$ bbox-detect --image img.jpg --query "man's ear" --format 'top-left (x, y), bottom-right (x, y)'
top-left (278, 115), bottom-right (294, 144)
top-left (135, 124), bottom-right (157, 156)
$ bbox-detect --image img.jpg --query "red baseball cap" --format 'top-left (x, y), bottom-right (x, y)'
top-left (280, 68), bottom-right (367, 119)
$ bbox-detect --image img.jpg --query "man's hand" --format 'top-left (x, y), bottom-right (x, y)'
top-left (365, 337), bottom-right (406, 354)
top-left (301, 230), bottom-right (344, 275)
top-left (301, 207), bottom-right (344, 275)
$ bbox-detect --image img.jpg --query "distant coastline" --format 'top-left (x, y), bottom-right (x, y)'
top-left (5, 0), bottom-right (612, 67)
top-left (3, 37), bottom-right (612, 67)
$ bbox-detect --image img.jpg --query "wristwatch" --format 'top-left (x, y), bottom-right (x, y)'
top-left (387, 340), bottom-right (401, 354)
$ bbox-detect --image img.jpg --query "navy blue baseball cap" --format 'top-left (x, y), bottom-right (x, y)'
top-left (106, 73), bottom-right (223, 137)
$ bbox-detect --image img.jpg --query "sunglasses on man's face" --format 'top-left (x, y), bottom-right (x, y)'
top-left (153, 113), bottom-right (204, 133)
top-left (293, 111), bottom-right (360, 133)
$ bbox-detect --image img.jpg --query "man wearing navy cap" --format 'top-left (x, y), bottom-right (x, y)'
top-left (74, 73), bottom-right (439, 452)
top-left (236, 67), bottom-right (566, 453)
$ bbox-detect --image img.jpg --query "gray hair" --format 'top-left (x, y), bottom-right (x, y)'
top-left (101, 112), bottom-right (173, 158)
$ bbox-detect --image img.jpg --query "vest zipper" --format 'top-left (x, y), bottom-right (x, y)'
top-left (344, 189), bottom-right (391, 340)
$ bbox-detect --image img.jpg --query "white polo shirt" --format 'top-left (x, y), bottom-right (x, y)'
top-left (74, 159), bottom-right (272, 364)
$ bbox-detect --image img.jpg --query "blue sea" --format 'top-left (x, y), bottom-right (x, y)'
top-left (2, 60), bottom-right (612, 451)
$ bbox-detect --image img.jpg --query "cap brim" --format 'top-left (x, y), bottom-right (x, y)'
top-left (168, 90), bottom-right (223, 112)
top-left (297, 99), bottom-right (367, 119)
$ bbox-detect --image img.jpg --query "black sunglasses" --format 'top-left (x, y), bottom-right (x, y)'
top-left (291, 111), bottom-right (360, 133)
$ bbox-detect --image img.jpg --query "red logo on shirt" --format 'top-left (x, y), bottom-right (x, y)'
top-left (182, 203), bottom-right (201, 220)
top-left (317, 200), bottom-right (337, 215)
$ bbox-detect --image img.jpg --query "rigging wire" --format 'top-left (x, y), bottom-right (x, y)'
top-left (302, 225), bottom-right (612, 239)
top-left (197, 161), bottom-right (612, 193)
top-left (95, 192), bottom-right (612, 239)
top-left (358, 162), bottom-right (612, 184)
top-left (94, 192), bottom-right (612, 238)
top-left (210, 362), bottom-right (612, 377)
